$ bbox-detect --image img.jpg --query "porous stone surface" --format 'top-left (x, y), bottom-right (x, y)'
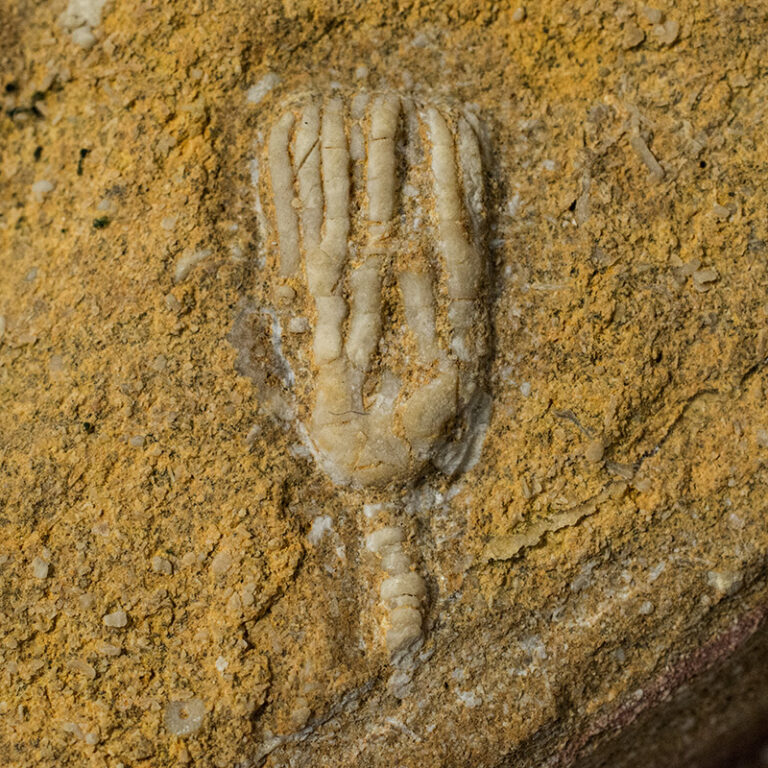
top-left (2, 2), bottom-right (768, 767)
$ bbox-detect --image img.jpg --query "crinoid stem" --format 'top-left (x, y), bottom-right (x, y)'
top-left (364, 502), bottom-right (427, 698)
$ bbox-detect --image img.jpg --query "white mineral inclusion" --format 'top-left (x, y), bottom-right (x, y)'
top-left (59, 0), bottom-right (109, 49)
top-left (307, 514), bottom-right (333, 545)
top-left (247, 73), bottom-right (281, 105)
top-left (164, 699), bottom-right (206, 736)
top-left (262, 90), bottom-right (491, 489)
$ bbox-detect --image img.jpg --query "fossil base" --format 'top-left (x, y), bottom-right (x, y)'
top-left (2, 1), bottom-right (768, 767)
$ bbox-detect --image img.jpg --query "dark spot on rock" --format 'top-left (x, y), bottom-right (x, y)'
top-left (77, 148), bottom-right (91, 176)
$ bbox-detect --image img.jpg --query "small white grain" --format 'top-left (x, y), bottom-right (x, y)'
top-left (102, 609), bottom-right (128, 628)
top-left (67, 658), bottom-right (96, 679)
top-left (692, 267), bottom-right (718, 284)
top-left (32, 180), bottom-right (55, 202)
top-left (707, 570), bottom-right (743, 596)
top-left (151, 556), bottom-right (173, 575)
top-left (96, 641), bottom-right (121, 656)
top-left (164, 699), bottom-right (206, 736)
top-left (174, 248), bottom-right (211, 283)
top-left (164, 293), bottom-right (181, 312)
top-left (654, 19), bottom-right (679, 45)
top-left (70, 26), bottom-right (97, 49)
top-left (308, 515), bottom-right (333, 545)
top-left (642, 6), bottom-right (663, 24)
top-left (211, 551), bottom-right (232, 576)
top-left (246, 73), bottom-right (280, 105)
top-left (31, 557), bottom-right (50, 579)
top-left (59, 0), bottom-right (108, 29)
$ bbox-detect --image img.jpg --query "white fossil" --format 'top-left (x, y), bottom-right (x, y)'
top-left (253, 88), bottom-right (492, 680)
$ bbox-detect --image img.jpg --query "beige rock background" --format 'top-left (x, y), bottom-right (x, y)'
top-left (2, 1), bottom-right (768, 766)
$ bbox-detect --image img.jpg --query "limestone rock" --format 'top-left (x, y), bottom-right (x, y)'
top-left (2, 2), bottom-right (768, 767)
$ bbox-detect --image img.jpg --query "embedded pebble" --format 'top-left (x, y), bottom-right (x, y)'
top-left (692, 268), bottom-right (719, 288)
top-left (103, 609), bottom-right (128, 628)
top-left (247, 73), bottom-right (281, 105)
top-left (32, 180), bottom-right (55, 202)
top-left (164, 699), bottom-right (206, 736)
top-left (151, 555), bottom-right (173, 575)
top-left (308, 515), bottom-right (333, 545)
top-left (48, 354), bottom-right (65, 376)
top-left (67, 658), bottom-right (97, 679)
top-left (59, 0), bottom-right (108, 48)
top-left (638, 601), bottom-right (654, 615)
top-left (457, 688), bottom-right (483, 707)
top-left (648, 562), bottom-right (666, 582)
top-left (96, 641), bottom-right (122, 656)
top-left (584, 439), bottom-right (605, 463)
top-left (622, 22), bottom-right (645, 49)
top-left (164, 293), bottom-right (181, 312)
top-left (31, 557), bottom-right (50, 579)
top-left (707, 570), bottom-right (743, 596)
top-left (174, 249), bottom-right (211, 283)
top-left (71, 26), bottom-right (96, 48)
top-left (211, 551), bottom-right (233, 575)
top-left (61, 722), bottom-right (84, 739)
top-left (654, 19), bottom-right (680, 45)
top-left (642, 5), bottom-right (663, 24)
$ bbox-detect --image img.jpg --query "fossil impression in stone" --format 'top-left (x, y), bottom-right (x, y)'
top-left (264, 91), bottom-right (490, 487)
top-left (258, 89), bottom-right (491, 667)
top-left (365, 524), bottom-right (428, 657)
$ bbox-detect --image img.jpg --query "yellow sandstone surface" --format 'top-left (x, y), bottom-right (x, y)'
top-left (1, 1), bottom-right (768, 767)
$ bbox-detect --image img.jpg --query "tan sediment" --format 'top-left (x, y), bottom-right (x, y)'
top-left (2, 2), bottom-right (768, 767)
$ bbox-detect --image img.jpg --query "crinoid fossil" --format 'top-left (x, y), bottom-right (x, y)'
top-left (240, 88), bottom-right (493, 694)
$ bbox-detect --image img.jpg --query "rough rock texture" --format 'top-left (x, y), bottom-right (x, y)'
top-left (2, 1), bottom-right (768, 767)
